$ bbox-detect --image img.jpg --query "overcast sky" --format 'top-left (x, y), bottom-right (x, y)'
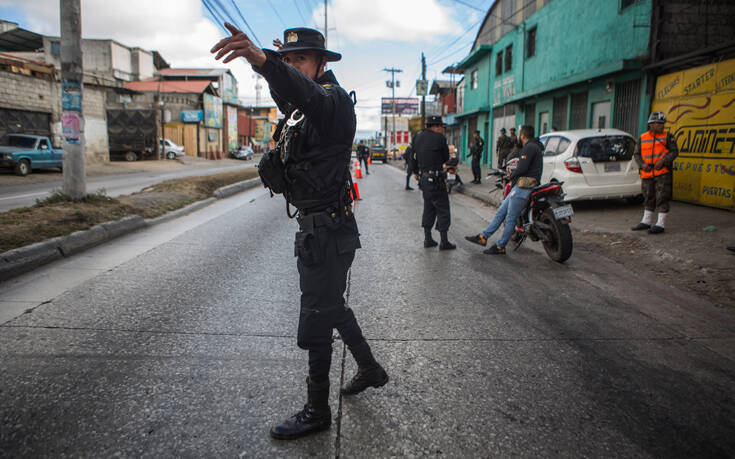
top-left (0, 0), bottom-right (491, 139)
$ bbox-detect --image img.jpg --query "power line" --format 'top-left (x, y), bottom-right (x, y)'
top-left (448, 0), bottom-right (485, 12)
top-left (293, 0), bottom-right (308, 24)
top-left (266, 0), bottom-right (287, 27)
top-left (227, 0), bottom-right (263, 47)
top-left (201, 0), bottom-right (230, 34)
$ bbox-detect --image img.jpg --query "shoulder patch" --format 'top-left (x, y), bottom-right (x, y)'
top-left (321, 83), bottom-right (333, 88)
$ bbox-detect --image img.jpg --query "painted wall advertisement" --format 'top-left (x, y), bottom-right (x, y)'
top-left (227, 105), bottom-right (238, 152)
top-left (222, 73), bottom-right (239, 105)
top-left (652, 59), bottom-right (735, 209)
top-left (203, 93), bottom-right (223, 129)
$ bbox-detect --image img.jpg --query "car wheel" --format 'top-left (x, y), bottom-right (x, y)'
top-left (124, 151), bottom-right (137, 162)
top-left (166, 152), bottom-right (176, 160)
top-left (15, 159), bottom-right (30, 176)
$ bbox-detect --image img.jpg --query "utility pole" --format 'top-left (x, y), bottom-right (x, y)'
top-left (421, 52), bottom-right (426, 129)
top-left (383, 67), bottom-right (402, 156)
top-left (324, 0), bottom-right (328, 51)
top-left (60, 0), bottom-right (86, 199)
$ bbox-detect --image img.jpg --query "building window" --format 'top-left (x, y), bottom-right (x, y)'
top-left (471, 69), bottom-right (479, 89)
top-left (504, 45), bottom-right (513, 72)
top-left (495, 52), bottom-right (503, 76)
top-left (526, 27), bottom-right (536, 58)
top-left (51, 41), bottom-right (60, 56)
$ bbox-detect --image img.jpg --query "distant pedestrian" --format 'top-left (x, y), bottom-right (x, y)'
top-left (411, 115), bottom-right (456, 250)
top-left (631, 112), bottom-right (679, 234)
top-left (356, 140), bottom-right (370, 175)
top-left (404, 144), bottom-right (415, 190)
top-left (469, 130), bottom-right (485, 183)
top-left (495, 127), bottom-right (513, 170)
top-left (444, 145), bottom-right (464, 187)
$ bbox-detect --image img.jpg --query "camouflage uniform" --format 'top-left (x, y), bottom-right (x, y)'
top-left (633, 133), bottom-right (678, 213)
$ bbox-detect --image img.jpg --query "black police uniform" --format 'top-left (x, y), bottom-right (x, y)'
top-left (470, 136), bottom-right (485, 183)
top-left (357, 143), bottom-right (370, 174)
top-left (254, 28), bottom-right (387, 440)
top-left (404, 145), bottom-right (415, 190)
top-left (410, 119), bottom-right (455, 249)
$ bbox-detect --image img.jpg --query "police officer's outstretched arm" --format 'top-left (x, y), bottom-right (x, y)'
top-left (211, 22), bottom-right (345, 136)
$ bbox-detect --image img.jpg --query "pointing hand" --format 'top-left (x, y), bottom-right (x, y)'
top-left (210, 22), bottom-right (266, 67)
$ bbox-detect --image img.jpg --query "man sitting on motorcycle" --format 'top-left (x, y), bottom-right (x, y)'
top-left (465, 125), bottom-right (543, 255)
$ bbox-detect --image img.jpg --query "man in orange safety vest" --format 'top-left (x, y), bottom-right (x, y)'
top-left (631, 112), bottom-right (679, 234)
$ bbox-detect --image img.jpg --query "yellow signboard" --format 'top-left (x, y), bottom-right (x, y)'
top-left (652, 59), bottom-right (735, 209)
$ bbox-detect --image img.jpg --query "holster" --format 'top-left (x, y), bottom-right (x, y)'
top-left (257, 147), bottom-right (288, 194)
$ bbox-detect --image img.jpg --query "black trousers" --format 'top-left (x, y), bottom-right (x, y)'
top-left (420, 179), bottom-right (451, 231)
top-left (359, 156), bottom-right (369, 174)
top-left (295, 216), bottom-right (367, 383)
top-left (471, 157), bottom-right (481, 182)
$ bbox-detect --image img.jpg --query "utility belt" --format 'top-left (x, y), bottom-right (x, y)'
top-left (419, 170), bottom-right (446, 191)
top-left (297, 205), bottom-right (353, 232)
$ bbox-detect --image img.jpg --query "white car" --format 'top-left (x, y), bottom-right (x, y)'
top-left (539, 129), bottom-right (641, 202)
top-left (160, 138), bottom-right (185, 160)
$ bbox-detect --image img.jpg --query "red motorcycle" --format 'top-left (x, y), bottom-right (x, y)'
top-left (489, 158), bottom-right (574, 262)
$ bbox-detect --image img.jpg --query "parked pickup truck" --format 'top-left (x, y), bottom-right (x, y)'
top-left (0, 134), bottom-right (63, 176)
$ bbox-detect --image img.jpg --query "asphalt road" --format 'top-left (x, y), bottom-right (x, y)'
top-left (1, 164), bottom-right (734, 457)
top-left (0, 162), bottom-right (253, 212)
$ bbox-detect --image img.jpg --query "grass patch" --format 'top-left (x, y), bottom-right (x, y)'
top-left (0, 169), bottom-right (258, 253)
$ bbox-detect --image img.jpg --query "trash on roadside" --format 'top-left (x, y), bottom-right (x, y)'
top-left (703, 225), bottom-right (717, 232)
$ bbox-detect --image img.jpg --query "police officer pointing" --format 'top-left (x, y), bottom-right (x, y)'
top-left (212, 23), bottom-right (388, 440)
top-left (410, 115), bottom-right (456, 250)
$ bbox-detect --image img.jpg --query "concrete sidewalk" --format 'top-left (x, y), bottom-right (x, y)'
top-left (392, 160), bottom-right (735, 308)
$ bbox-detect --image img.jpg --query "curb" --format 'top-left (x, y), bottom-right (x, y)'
top-left (0, 177), bottom-right (261, 282)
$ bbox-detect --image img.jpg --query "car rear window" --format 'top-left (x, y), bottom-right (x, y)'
top-left (576, 136), bottom-right (634, 162)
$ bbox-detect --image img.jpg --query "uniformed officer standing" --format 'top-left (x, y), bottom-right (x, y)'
top-left (495, 128), bottom-right (513, 169)
top-left (631, 112), bottom-right (679, 234)
top-left (410, 116), bottom-right (456, 250)
top-left (404, 144), bottom-right (415, 190)
top-left (356, 140), bottom-right (370, 175)
top-left (469, 130), bottom-right (485, 183)
top-left (212, 23), bottom-right (388, 440)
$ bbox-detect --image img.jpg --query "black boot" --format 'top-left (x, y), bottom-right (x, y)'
top-left (439, 231), bottom-right (456, 250)
top-left (270, 378), bottom-right (331, 440)
top-left (342, 341), bottom-right (389, 395)
top-left (424, 227), bottom-right (438, 248)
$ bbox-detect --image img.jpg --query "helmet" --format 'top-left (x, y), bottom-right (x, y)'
top-left (647, 112), bottom-right (666, 124)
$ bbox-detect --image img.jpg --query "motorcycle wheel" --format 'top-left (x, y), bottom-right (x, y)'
top-left (539, 209), bottom-right (573, 263)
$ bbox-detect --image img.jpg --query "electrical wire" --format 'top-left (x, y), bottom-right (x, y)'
top-left (293, 0), bottom-right (308, 24)
top-left (266, 0), bottom-right (287, 28)
top-left (228, 0), bottom-right (263, 47)
top-left (448, 0), bottom-right (485, 12)
top-left (201, 0), bottom-right (230, 34)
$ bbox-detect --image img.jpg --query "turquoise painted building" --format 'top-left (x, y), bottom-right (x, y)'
top-left (455, 0), bottom-right (654, 167)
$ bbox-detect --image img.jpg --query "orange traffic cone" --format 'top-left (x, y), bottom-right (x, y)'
top-left (354, 158), bottom-right (363, 179)
top-left (351, 181), bottom-right (361, 200)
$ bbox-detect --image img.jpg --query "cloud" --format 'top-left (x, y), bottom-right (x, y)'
top-left (310, 0), bottom-right (460, 43)
top-left (2, 0), bottom-right (260, 102)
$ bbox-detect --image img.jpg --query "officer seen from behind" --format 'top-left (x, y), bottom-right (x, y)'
top-left (410, 115), bottom-right (456, 250)
top-left (356, 140), bottom-right (370, 175)
top-left (211, 23), bottom-right (388, 440)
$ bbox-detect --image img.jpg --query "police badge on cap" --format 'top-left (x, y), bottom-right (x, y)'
top-left (278, 27), bottom-right (341, 62)
top-left (426, 115), bottom-right (444, 126)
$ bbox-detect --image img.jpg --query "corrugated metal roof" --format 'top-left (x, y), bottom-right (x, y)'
top-left (123, 79), bottom-right (213, 94)
top-left (0, 27), bottom-right (44, 52)
top-left (157, 68), bottom-right (229, 77)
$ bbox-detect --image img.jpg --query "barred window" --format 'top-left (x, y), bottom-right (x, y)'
top-left (496, 52), bottom-right (503, 76)
top-left (526, 27), bottom-right (536, 58)
top-left (504, 45), bottom-right (513, 72)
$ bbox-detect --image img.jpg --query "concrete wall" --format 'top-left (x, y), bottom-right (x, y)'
top-left (130, 49), bottom-right (154, 81)
top-left (82, 85), bottom-right (109, 162)
top-left (0, 70), bottom-right (61, 146)
top-left (110, 42), bottom-right (132, 81)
